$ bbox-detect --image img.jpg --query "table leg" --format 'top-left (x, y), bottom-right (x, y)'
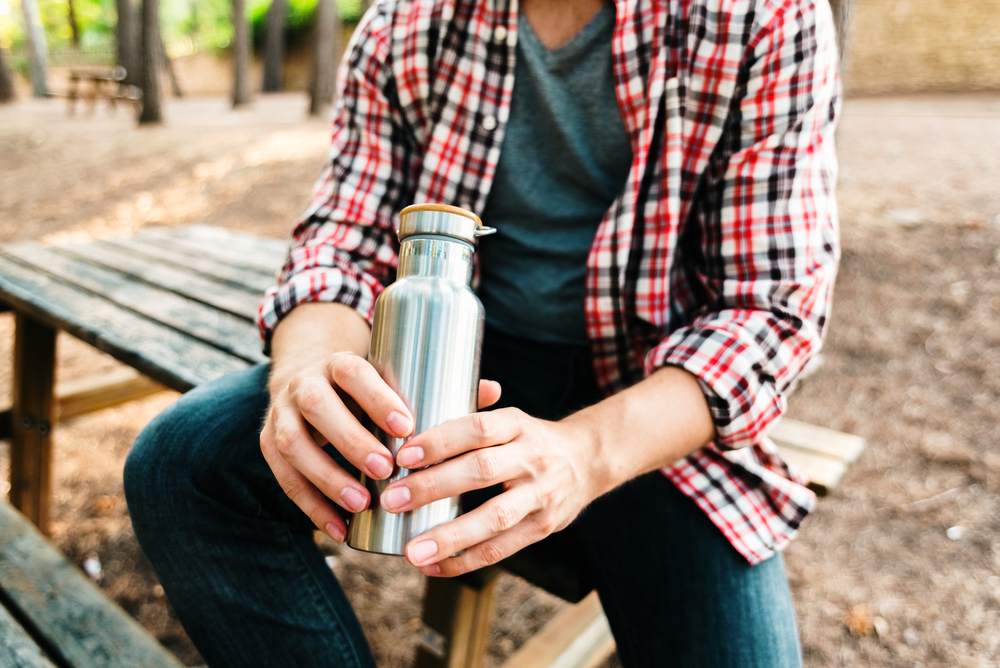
top-left (9, 313), bottom-right (57, 532)
top-left (415, 568), bottom-right (501, 668)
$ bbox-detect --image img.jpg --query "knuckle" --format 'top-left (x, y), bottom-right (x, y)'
top-left (337, 426), bottom-right (371, 455)
top-left (332, 353), bottom-right (366, 386)
top-left (440, 525), bottom-right (462, 554)
top-left (274, 432), bottom-right (297, 457)
top-left (473, 450), bottom-right (500, 484)
top-left (537, 511), bottom-right (558, 536)
top-left (315, 465), bottom-right (342, 493)
top-left (294, 382), bottom-right (327, 416)
top-left (488, 503), bottom-right (517, 534)
top-left (279, 478), bottom-right (305, 504)
top-left (477, 541), bottom-right (505, 567)
top-left (421, 472), bottom-right (442, 501)
top-left (471, 413), bottom-right (496, 443)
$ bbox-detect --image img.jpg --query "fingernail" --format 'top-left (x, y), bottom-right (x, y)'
top-left (397, 446), bottom-right (424, 468)
top-left (325, 522), bottom-right (346, 543)
top-left (366, 453), bottom-right (394, 479)
top-left (420, 564), bottom-right (441, 576)
top-left (407, 540), bottom-right (438, 566)
top-left (341, 487), bottom-right (368, 513)
top-left (381, 486), bottom-right (411, 512)
top-left (386, 411), bottom-right (412, 437)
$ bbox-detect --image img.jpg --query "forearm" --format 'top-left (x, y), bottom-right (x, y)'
top-left (563, 366), bottom-right (716, 498)
top-left (268, 303), bottom-right (372, 396)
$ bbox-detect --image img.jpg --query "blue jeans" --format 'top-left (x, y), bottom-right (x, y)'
top-left (124, 328), bottom-right (803, 668)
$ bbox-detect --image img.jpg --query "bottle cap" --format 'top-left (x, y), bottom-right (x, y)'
top-left (398, 204), bottom-right (497, 244)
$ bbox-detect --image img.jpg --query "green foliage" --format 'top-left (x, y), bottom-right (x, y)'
top-left (250, 0), bottom-right (360, 54)
top-left (0, 0), bottom-right (358, 59)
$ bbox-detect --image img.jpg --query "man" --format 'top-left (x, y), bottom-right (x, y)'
top-left (124, 0), bottom-right (840, 665)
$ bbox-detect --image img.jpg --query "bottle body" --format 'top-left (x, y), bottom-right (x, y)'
top-left (347, 236), bottom-right (484, 555)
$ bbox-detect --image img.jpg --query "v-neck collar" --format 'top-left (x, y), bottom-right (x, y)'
top-left (517, 3), bottom-right (616, 68)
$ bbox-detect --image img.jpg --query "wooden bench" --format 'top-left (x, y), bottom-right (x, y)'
top-left (0, 225), bottom-right (864, 668)
top-left (0, 500), bottom-right (184, 667)
top-left (46, 67), bottom-right (143, 117)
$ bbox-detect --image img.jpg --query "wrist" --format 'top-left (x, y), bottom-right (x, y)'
top-left (560, 412), bottom-right (619, 500)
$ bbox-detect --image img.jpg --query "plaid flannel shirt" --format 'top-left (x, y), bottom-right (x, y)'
top-left (259, 0), bottom-right (841, 564)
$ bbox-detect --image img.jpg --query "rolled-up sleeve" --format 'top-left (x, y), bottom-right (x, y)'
top-left (257, 4), bottom-right (415, 351)
top-left (645, 0), bottom-right (841, 450)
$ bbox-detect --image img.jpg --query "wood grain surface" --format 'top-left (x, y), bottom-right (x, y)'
top-left (0, 501), bottom-right (184, 668)
top-left (0, 255), bottom-right (251, 393)
top-left (2, 244), bottom-right (266, 364)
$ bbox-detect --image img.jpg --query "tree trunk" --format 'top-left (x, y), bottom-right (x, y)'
top-left (67, 0), bottom-right (81, 46)
top-left (829, 0), bottom-right (853, 63)
top-left (0, 47), bottom-right (16, 103)
top-left (262, 0), bottom-right (286, 92)
top-left (116, 0), bottom-right (141, 83)
top-left (20, 0), bottom-right (49, 98)
top-left (232, 0), bottom-right (251, 107)
top-left (308, 0), bottom-right (339, 116)
top-left (159, 35), bottom-right (183, 97)
top-left (138, 0), bottom-right (162, 123)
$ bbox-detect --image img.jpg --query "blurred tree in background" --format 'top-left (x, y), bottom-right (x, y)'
top-left (0, 0), bottom-right (361, 74)
top-left (0, 42), bottom-right (15, 100)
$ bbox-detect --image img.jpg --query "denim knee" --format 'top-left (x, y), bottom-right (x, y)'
top-left (124, 364), bottom-right (273, 536)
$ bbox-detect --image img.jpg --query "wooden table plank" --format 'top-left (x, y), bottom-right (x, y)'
top-left (137, 231), bottom-right (282, 275)
top-left (58, 242), bottom-right (261, 321)
top-left (159, 225), bottom-right (289, 267)
top-left (0, 602), bottom-right (60, 668)
top-left (0, 256), bottom-right (252, 393)
top-left (104, 237), bottom-right (277, 293)
top-left (0, 502), bottom-right (185, 668)
top-left (2, 244), bottom-right (266, 365)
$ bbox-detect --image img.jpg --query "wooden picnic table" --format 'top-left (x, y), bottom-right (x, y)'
top-left (0, 225), bottom-right (284, 531)
top-left (0, 225), bottom-right (863, 668)
top-left (58, 67), bottom-right (142, 117)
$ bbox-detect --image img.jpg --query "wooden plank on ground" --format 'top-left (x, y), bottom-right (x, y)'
top-left (157, 225), bottom-right (289, 268)
top-left (774, 446), bottom-right (849, 497)
top-left (137, 230), bottom-right (282, 275)
top-left (0, 257), bottom-right (251, 393)
top-left (0, 501), bottom-right (185, 668)
top-left (769, 418), bottom-right (865, 495)
top-left (500, 592), bottom-right (614, 668)
top-left (2, 244), bottom-right (266, 365)
top-left (0, 602), bottom-right (60, 668)
top-left (770, 418), bottom-right (866, 464)
top-left (58, 242), bottom-right (261, 321)
top-left (103, 238), bottom-right (277, 293)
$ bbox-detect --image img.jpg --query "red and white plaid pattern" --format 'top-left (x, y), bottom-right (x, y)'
top-left (259, 0), bottom-right (841, 564)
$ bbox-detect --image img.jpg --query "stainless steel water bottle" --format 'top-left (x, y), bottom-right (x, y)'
top-left (347, 203), bottom-right (495, 555)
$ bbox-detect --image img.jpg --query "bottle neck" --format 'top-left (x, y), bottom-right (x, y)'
top-left (397, 236), bottom-right (475, 284)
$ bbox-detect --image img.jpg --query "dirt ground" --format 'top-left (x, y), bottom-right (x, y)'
top-left (1, 90), bottom-right (999, 667)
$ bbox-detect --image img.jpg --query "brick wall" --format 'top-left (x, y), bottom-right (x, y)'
top-left (843, 0), bottom-right (1000, 95)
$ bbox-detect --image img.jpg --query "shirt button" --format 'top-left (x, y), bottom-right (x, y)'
top-left (482, 114), bottom-right (498, 131)
top-left (494, 26), bottom-right (508, 43)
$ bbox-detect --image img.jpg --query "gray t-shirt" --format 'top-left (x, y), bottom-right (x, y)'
top-left (478, 4), bottom-right (632, 344)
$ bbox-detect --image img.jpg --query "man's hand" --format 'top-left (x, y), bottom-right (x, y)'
top-left (380, 409), bottom-right (606, 576)
top-left (260, 302), bottom-right (503, 543)
top-left (380, 365), bottom-right (716, 577)
top-left (261, 350), bottom-right (415, 542)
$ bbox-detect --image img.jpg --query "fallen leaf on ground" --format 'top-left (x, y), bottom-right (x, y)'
top-left (844, 605), bottom-right (875, 637)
